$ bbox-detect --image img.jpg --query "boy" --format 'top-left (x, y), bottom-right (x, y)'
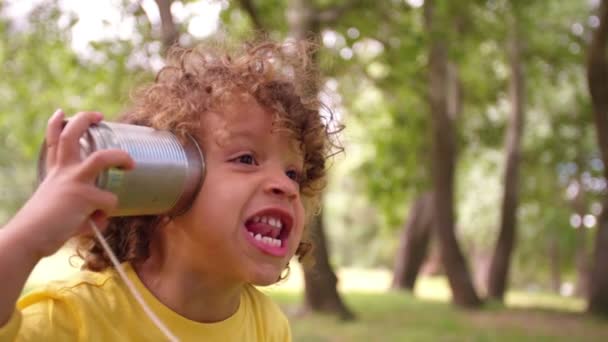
top-left (0, 40), bottom-right (336, 341)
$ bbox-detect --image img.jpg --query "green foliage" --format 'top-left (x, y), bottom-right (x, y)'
top-left (0, 1), bottom-right (149, 222)
top-left (335, 0), bottom-right (602, 285)
top-left (220, 0), bottom-right (603, 280)
top-left (0, 0), bottom-right (603, 289)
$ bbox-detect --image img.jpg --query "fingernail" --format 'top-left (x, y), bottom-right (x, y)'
top-left (95, 112), bottom-right (104, 121)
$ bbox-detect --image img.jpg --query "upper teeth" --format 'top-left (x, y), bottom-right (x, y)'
top-left (253, 215), bottom-right (283, 229)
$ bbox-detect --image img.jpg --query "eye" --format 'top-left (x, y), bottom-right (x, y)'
top-left (232, 154), bottom-right (257, 165)
top-left (286, 169), bottom-right (301, 182)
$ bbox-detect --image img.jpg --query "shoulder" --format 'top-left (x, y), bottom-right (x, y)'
top-left (33, 268), bottom-right (113, 292)
top-left (242, 285), bottom-right (291, 341)
top-left (18, 267), bottom-right (126, 320)
top-left (14, 268), bottom-right (122, 340)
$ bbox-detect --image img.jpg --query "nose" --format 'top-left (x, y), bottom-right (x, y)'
top-left (263, 167), bottom-right (298, 199)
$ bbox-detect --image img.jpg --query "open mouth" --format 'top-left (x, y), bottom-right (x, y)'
top-left (244, 208), bottom-right (293, 256)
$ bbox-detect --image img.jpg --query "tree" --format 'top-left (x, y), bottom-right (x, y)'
top-left (154, 0), bottom-right (178, 51)
top-left (391, 192), bottom-right (433, 290)
top-left (586, 0), bottom-right (608, 316)
top-left (487, 2), bottom-right (526, 301)
top-left (425, 0), bottom-right (482, 308)
top-left (289, 0), bottom-right (356, 320)
top-left (236, 0), bottom-right (357, 320)
top-left (0, 2), bottom-right (143, 222)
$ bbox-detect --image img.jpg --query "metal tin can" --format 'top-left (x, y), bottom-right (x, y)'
top-left (38, 121), bottom-right (205, 217)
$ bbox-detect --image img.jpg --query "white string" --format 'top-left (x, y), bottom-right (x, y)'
top-left (88, 219), bottom-right (179, 342)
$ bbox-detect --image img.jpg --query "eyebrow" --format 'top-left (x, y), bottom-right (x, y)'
top-left (228, 128), bottom-right (258, 140)
top-left (220, 129), bottom-right (258, 148)
top-left (212, 126), bottom-right (255, 147)
top-left (220, 126), bottom-right (304, 162)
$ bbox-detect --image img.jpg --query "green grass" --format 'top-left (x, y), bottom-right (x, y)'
top-left (268, 290), bottom-right (608, 342)
top-left (25, 253), bottom-right (607, 341)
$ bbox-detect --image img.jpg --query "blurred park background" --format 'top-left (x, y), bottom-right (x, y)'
top-left (2, 0), bottom-right (608, 341)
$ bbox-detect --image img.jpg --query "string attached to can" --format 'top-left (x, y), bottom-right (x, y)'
top-left (88, 219), bottom-right (179, 342)
top-left (36, 121), bottom-right (206, 341)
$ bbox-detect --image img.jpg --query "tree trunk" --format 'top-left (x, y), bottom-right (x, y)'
top-left (302, 212), bottom-right (355, 320)
top-left (487, 11), bottom-right (525, 301)
top-left (586, 0), bottom-right (608, 316)
top-left (237, 0), bottom-right (266, 32)
top-left (154, 0), bottom-right (178, 51)
top-left (391, 192), bottom-right (433, 290)
top-left (421, 238), bottom-right (444, 276)
top-left (424, 0), bottom-right (481, 308)
top-left (286, 0), bottom-right (355, 320)
top-left (472, 248), bottom-right (491, 297)
top-left (237, 0), bottom-right (355, 320)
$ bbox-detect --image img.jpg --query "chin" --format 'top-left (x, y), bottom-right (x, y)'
top-left (247, 267), bottom-right (284, 286)
top-left (251, 278), bottom-right (280, 287)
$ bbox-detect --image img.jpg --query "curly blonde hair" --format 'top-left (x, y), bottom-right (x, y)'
top-left (77, 38), bottom-right (340, 273)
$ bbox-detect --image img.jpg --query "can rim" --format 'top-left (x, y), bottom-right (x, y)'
top-left (167, 133), bottom-right (205, 217)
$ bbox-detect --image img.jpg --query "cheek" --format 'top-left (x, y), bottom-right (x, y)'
top-left (197, 165), bottom-right (241, 206)
top-left (185, 176), bottom-right (241, 232)
top-left (290, 203), bottom-right (306, 246)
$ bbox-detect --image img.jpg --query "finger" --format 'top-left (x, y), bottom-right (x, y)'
top-left (45, 109), bottom-right (65, 169)
top-left (75, 210), bottom-right (110, 236)
top-left (72, 187), bottom-right (118, 235)
top-left (81, 186), bottom-right (120, 215)
top-left (57, 111), bottom-right (103, 165)
top-left (90, 210), bottom-right (110, 231)
top-left (77, 149), bottom-right (135, 181)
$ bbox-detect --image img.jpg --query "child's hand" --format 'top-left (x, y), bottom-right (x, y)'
top-left (11, 110), bottom-right (135, 259)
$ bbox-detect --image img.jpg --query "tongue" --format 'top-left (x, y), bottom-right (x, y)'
top-left (245, 222), bottom-right (280, 239)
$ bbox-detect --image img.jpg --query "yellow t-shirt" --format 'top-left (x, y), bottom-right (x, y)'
top-left (0, 264), bottom-right (291, 341)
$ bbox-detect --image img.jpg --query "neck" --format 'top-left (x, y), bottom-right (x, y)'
top-left (134, 225), bottom-right (243, 323)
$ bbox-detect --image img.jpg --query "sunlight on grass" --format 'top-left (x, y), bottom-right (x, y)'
top-left (263, 264), bottom-right (585, 313)
top-left (27, 250), bottom-right (605, 341)
top-left (260, 268), bottom-right (602, 342)
top-left (506, 291), bottom-right (585, 312)
top-left (29, 250), bottom-right (587, 315)
top-left (269, 290), bottom-right (608, 342)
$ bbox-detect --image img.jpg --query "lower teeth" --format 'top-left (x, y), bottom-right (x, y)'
top-left (248, 232), bottom-right (281, 247)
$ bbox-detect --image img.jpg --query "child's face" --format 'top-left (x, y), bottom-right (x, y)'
top-left (172, 93), bottom-right (305, 285)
